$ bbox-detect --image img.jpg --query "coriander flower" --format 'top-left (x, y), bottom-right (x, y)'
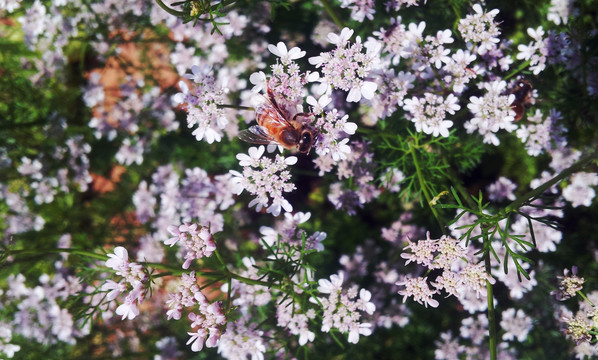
top-left (277, 298), bottom-right (316, 345)
top-left (340, 0), bottom-right (375, 22)
top-left (230, 146), bottom-right (297, 216)
top-left (309, 27), bottom-right (379, 102)
top-left (516, 27), bottom-right (548, 75)
top-left (396, 276), bottom-right (439, 308)
top-left (500, 308), bottom-right (533, 342)
top-left (551, 267), bottom-right (585, 301)
top-left (311, 272), bottom-right (375, 344)
top-left (547, 0), bottom-right (573, 25)
top-left (103, 246), bottom-right (149, 320)
top-left (562, 172), bottom-right (598, 207)
top-left (458, 4), bottom-right (501, 55)
top-left (165, 223), bottom-right (216, 269)
top-left (268, 42), bottom-right (306, 64)
top-left (465, 80), bottom-right (516, 145)
top-left (403, 93), bottom-right (459, 137)
top-left (172, 66), bottom-right (229, 144)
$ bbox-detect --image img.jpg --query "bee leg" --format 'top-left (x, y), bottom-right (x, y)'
top-left (292, 112), bottom-right (314, 122)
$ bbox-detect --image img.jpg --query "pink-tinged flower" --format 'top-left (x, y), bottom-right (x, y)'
top-left (327, 27), bottom-right (354, 46)
top-left (309, 27), bottom-right (379, 103)
top-left (187, 328), bottom-right (208, 352)
top-left (500, 308), bottom-right (533, 342)
top-left (358, 289), bottom-right (376, 315)
top-left (348, 322), bottom-right (372, 344)
top-left (547, 0), bottom-right (573, 25)
top-left (100, 280), bottom-right (126, 301)
top-left (400, 232), bottom-right (438, 267)
top-left (516, 27), bottom-right (548, 75)
top-left (276, 298), bottom-right (316, 345)
top-left (268, 42), bottom-right (306, 64)
top-left (230, 146), bottom-right (297, 216)
top-left (551, 267), bottom-right (584, 301)
top-left (115, 296), bottom-right (140, 320)
top-left (106, 246), bottom-right (129, 271)
top-left (487, 176), bottom-right (517, 202)
top-left (217, 318), bottom-right (266, 359)
top-left (168, 272), bottom-right (226, 352)
top-left (460, 314), bottom-right (488, 345)
top-left (249, 71), bottom-right (267, 93)
top-left (171, 66), bottom-right (229, 144)
top-left (311, 272), bottom-right (375, 344)
top-left (465, 80), bottom-right (516, 145)
top-left (164, 223), bottom-right (217, 269)
top-left (340, 0), bottom-right (375, 22)
top-left (236, 146), bottom-right (265, 167)
top-left (562, 172), bottom-right (598, 207)
top-left (403, 93), bottom-right (458, 138)
top-left (458, 4), bottom-right (501, 55)
top-left (318, 272), bottom-right (344, 293)
top-left (435, 331), bottom-right (465, 359)
top-left (184, 64), bottom-right (212, 85)
top-left (396, 276), bottom-right (439, 308)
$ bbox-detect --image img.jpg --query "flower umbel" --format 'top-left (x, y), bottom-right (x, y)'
top-left (230, 146), bottom-right (297, 216)
top-left (551, 267), bottom-right (584, 301)
top-left (311, 272), bottom-right (376, 344)
top-left (309, 27), bottom-right (380, 102)
top-left (173, 65), bottom-right (229, 144)
top-left (165, 223), bottom-right (217, 269)
top-left (102, 246), bottom-right (150, 320)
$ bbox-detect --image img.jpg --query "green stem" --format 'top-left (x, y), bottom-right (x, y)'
top-left (319, 0), bottom-right (344, 29)
top-left (504, 59), bottom-right (532, 80)
top-left (505, 149), bottom-right (598, 213)
top-left (227, 271), bottom-right (273, 288)
top-left (2, 248), bottom-right (108, 261)
top-left (214, 247), bottom-right (227, 267)
top-left (218, 104), bottom-right (254, 111)
top-left (408, 140), bottom-right (445, 232)
top-left (483, 229), bottom-right (498, 360)
top-left (577, 290), bottom-right (596, 307)
top-left (154, 0), bottom-right (185, 17)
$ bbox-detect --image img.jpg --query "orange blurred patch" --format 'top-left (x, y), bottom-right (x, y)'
top-left (90, 165), bottom-right (126, 194)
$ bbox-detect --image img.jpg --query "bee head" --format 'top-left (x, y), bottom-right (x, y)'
top-left (298, 129), bottom-right (314, 154)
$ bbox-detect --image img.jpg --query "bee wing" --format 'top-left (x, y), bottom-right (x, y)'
top-left (238, 125), bottom-right (277, 145)
top-left (256, 97), bottom-right (294, 128)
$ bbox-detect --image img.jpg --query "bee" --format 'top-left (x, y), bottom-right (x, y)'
top-left (239, 86), bottom-right (315, 154)
top-left (509, 79), bottom-right (534, 121)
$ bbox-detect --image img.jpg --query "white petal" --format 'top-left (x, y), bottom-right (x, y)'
top-left (346, 87), bottom-right (362, 102)
top-left (361, 81), bottom-right (377, 99)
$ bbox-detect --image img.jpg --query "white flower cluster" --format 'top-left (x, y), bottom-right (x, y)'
top-left (277, 298), bottom-right (317, 345)
top-left (517, 27), bottom-right (548, 75)
top-left (307, 94), bottom-right (358, 162)
top-left (465, 80), bottom-right (516, 145)
top-left (340, 0), bottom-right (375, 22)
top-left (165, 223), bottom-right (217, 269)
top-left (458, 4), bottom-right (501, 55)
top-left (259, 211), bottom-right (326, 252)
top-left (164, 272), bottom-right (226, 352)
top-left (516, 109), bottom-right (566, 156)
top-left (562, 172), bottom-right (598, 207)
top-left (309, 28), bottom-right (380, 102)
top-left (311, 272), bottom-right (376, 344)
top-left (230, 146), bottom-right (297, 216)
top-left (102, 246), bottom-right (150, 320)
top-left (403, 92), bottom-right (460, 138)
top-left (173, 65), bottom-right (229, 143)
